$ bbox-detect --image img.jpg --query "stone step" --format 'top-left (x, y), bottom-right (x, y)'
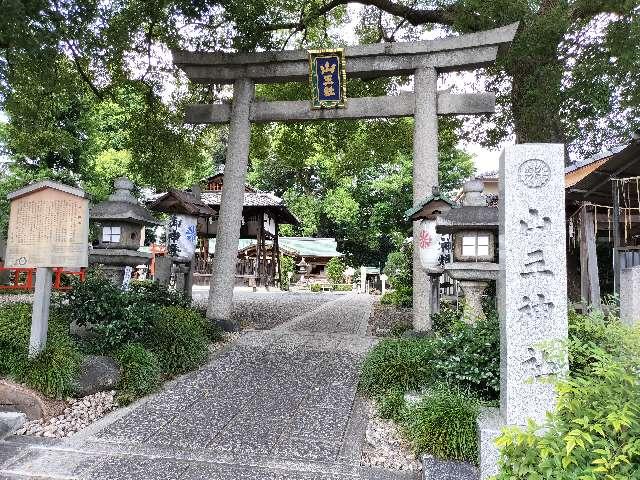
top-left (1, 447), bottom-right (417, 480)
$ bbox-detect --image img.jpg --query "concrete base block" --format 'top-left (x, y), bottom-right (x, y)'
top-left (477, 407), bottom-right (504, 480)
top-left (422, 455), bottom-right (478, 480)
top-left (620, 266), bottom-right (640, 326)
top-left (0, 412), bottom-right (26, 440)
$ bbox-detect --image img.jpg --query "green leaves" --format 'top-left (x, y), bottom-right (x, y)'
top-left (495, 314), bottom-right (640, 479)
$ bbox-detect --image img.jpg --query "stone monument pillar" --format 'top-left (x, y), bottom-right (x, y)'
top-left (478, 144), bottom-right (568, 479)
top-left (206, 78), bottom-right (254, 330)
top-left (412, 67), bottom-right (439, 331)
top-left (620, 266), bottom-right (640, 326)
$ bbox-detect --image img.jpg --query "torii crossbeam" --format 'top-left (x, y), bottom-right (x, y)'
top-left (173, 23), bottom-right (518, 331)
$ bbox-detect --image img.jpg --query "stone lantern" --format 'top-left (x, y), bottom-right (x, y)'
top-left (436, 180), bottom-right (498, 322)
top-left (297, 257), bottom-right (308, 284)
top-left (89, 177), bottom-right (161, 285)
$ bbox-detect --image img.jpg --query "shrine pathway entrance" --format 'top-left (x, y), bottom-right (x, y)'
top-left (0, 294), bottom-right (416, 480)
top-left (175, 23), bottom-right (518, 332)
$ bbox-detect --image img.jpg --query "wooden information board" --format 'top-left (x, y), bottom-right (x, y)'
top-left (5, 183), bottom-right (89, 269)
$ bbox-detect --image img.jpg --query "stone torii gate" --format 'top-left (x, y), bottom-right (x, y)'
top-left (173, 23), bottom-right (518, 331)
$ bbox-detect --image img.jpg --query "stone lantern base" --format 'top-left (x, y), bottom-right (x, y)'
top-left (89, 249), bottom-right (152, 286)
top-left (458, 279), bottom-right (490, 322)
top-left (445, 262), bottom-right (499, 323)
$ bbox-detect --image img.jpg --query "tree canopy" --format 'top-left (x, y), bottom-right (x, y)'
top-left (1, 0), bottom-right (638, 263)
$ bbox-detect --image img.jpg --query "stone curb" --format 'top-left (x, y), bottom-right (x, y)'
top-left (421, 455), bottom-right (479, 480)
top-left (0, 413), bottom-right (27, 441)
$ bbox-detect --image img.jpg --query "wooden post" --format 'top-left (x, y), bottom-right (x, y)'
top-left (274, 219), bottom-right (282, 288)
top-left (612, 180), bottom-right (622, 295)
top-left (579, 205), bottom-right (601, 309)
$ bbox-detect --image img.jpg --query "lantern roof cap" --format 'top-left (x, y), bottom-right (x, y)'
top-left (405, 185), bottom-right (456, 221)
top-left (91, 177), bottom-right (161, 226)
top-left (435, 206), bottom-right (498, 234)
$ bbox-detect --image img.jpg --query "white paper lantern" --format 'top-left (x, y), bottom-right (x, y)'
top-left (418, 219), bottom-right (441, 270)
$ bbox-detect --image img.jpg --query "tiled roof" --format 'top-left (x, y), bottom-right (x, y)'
top-left (212, 237), bottom-right (342, 258)
top-left (279, 237), bottom-right (342, 257)
top-left (149, 189), bottom-right (216, 216)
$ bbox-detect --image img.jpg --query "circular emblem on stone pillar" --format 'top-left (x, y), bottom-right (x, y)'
top-left (518, 159), bottom-right (550, 188)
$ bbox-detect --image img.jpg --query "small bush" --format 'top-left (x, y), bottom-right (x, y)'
top-left (430, 303), bottom-right (462, 334)
top-left (116, 343), bottom-right (161, 405)
top-left (567, 307), bottom-right (638, 376)
top-left (401, 384), bottom-right (480, 463)
top-left (310, 283), bottom-right (322, 293)
top-left (62, 271), bottom-right (198, 352)
top-left (14, 340), bottom-right (82, 398)
top-left (496, 348), bottom-right (640, 479)
top-left (326, 257), bottom-right (346, 284)
top-left (380, 286), bottom-right (413, 308)
top-left (279, 255), bottom-right (295, 290)
top-left (0, 303), bottom-right (81, 398)
top-left (145, 306), bottom-right (209, 376)
top-left (375, 388), bottom-right (406, 420)
top-left (62, 270), bottom-right (152, 351)
top-left (360, 315), bottom-right (500, 402)
top-left (332, 284), bottom-right (353, 292)
top-left (128, 280), bottom-right (191, 308)
top-left (360, 337), bottom-right (439, 397)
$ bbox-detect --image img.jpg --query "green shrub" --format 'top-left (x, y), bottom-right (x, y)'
top-left (0, 303), bottom-right (32, 374)
top-left (401, 384), bottom-right (481, 463)
top-left (360, 337), bottom-right (439, 397)
top-left (430, 303), bottom-right (462, 334)
top-left (116, 343), bottom-right (161, 405)
top-left (145, 306), bottom-right (209, 375)
top-left (61, 270), bottom-right (151, 351)
top-left (389, 322), bottom-right (411, 337)
top-left (375, 387), bottom-right (406, 420)
top-left (567, 307), bottom-right (638, 376)
top-left (62, 270), bottom-right (198, 352)
top-left (380, 286), bottom-right (413, 308)
top-left (496, 348), bottom-right (640, 479)
top-left (14, 340), bottom-right (82, 398)
top-left (326, 257), bottom-right (346, 284)
top-left (435, 314), bottom-right (500, 400)
top-left (279, 255), bottom-right (295, 290)
top-left (0, 303), bottom-right (81, 398)
top-left (332, 283), bottom-right (353, 292)
top-left (383, 242), bottom-right (413, 291)
top-left (310, 283), bottom-right (322, 293)
top-left (360, 315), bottom-right (500, 402)
top-left (128, 280), bottom-right (191, 308)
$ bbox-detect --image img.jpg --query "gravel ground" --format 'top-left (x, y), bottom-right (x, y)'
top-left (14, 391), bottom-right (117, 438)
top-left (367, 302), bottom-right (413, 337)
top-left (361, 399), bottom-right (422, 472)
top-left (195, 291), bottom-right (343, 330)
top-left (0, 293), bottom-right (34, 304)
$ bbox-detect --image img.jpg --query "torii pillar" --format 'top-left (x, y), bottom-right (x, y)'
top-left (173, 23), bottom-right (518, 331)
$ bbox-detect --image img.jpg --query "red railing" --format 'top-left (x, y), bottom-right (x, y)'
top-left (0, 267), bottom-right (85, 291)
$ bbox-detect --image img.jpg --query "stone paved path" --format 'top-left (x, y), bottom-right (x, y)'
top-left (0, 294), bottom-right (418, 480)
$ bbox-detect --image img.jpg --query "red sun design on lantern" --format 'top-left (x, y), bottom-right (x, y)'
top-left (419, 229), bottom-right (432, 249)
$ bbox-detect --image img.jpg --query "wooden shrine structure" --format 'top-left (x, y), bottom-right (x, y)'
top-left (565, 140), bottom-right (640, 308)
top-left (150, 174), bottom-right (299, 288)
